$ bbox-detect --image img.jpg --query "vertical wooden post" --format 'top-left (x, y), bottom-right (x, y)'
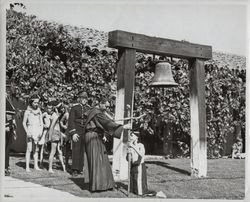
top-left (112, 48), bottom-right (136, 181)
top-left (189, 59), bottom-right (207, 177)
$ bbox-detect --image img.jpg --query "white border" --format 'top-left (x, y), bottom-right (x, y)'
top-left (0, 0), bottom-right (249, 202)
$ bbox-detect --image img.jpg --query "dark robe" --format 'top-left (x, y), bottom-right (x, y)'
top-left (5, 96), bottom-right (16, 170)
top-left (67, 104), bottom-right (90, 172)
top-left (5, 115), bottom-right (16, 170)
top-left (84, 108), bottom-right (123, 192)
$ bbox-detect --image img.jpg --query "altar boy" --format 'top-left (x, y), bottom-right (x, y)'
top-left (127, 132), bottom-right (156, 196)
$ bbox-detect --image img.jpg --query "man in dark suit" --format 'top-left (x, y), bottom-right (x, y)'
top-left (67, 92), bottom-right (90, 176)
top-left (5, 96), bottom-right (17, 176)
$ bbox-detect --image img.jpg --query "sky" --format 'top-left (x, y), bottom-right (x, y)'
top-left (9, 1), bottom-right (248, 55)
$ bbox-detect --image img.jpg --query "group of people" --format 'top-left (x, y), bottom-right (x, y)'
top-left (18, 92), bottom-right (139, 193)
top-left (19, 92), bottom-right (130, 191)
top-left (5, 91), bottom-right (156, 196)
top-left (22, 94), bottom-right (68, 173)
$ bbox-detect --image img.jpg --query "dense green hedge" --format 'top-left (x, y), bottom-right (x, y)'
top-left (6, 8), bottom-right (246, 158)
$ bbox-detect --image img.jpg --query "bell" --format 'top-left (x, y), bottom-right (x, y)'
top-left (150, 62), bottom-right (178, 87)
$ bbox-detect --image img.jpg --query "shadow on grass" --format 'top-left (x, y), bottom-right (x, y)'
top-left (69, 177), bottom-right (89, 191)
top-left (145, 161), bottom-right (191, 176)
top-left (10, 152), bottom-right (25, 157)
top-left (116, 181), bottom-right (128, 190)
top-left (16, 161), bottom-right (49, 169)
top-left (115, 182), bottom-right (128, 196)
top-left (15, 161), bottom-right (33, 170)
top-left (69, 178), bottom-right (130, 196)
top-left (149, 176), bottom-right (245, 184)
top-left (15, 161), bottom-right (72, 173)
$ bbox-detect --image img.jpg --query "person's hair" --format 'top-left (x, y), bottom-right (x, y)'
top-left (28, 94), bottom-right (40, 106)
top-left (58, 104), bottom-right (66, 113)
top-left (98, 97), bottom-right (109, 105)
top-left (45, 104), bottom-right (53, 111)
top-left (29, 98), bottom-right (39, 106)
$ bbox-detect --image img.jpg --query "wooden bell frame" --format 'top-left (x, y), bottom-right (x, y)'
top-left (108, 30), bottom-right (212, 180)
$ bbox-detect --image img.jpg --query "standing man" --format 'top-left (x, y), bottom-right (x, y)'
top-left (67, 92), bottom-right (90, 177)
top-left (23, 94), bottom-right (44, 172)
top-left (5, 96), bottom-right (17, 176)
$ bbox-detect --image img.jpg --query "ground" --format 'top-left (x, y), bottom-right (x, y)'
top-left (8, 154), bottom-right (245, 199)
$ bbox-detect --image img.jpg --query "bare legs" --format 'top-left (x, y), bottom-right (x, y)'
top-left (26, 140), bottom-right (66, 172)
top-left (49, 142), bottom-right (66, 173)
top-left (33, 144), bottom-right (41, 170)
top-left (57, 144), bottom-right (66, 172)
top-left (25, 142), bottom-right (32, 172)
top-left (26, 141), bottom-right (41, 172)
top-left (39, 144), bottom-right (44, 167)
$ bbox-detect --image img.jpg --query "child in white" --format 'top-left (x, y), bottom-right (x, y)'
top-left (127, 132), bottom-right (156, 196)
top-left (23, 94), bottom-right (43, 172)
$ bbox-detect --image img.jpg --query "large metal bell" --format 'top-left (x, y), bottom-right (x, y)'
top-left (150, 62), bottom-right (178, 87)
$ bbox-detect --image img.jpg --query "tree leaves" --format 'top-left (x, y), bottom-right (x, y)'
top-left (6, 9), bottom-right (246, 158)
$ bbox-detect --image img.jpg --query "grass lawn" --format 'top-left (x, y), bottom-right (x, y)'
top-left (8, 154), bottom-right (245, 199)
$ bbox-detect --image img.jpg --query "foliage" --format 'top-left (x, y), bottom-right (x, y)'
top-left (6, 8), bottom-right (246, 158)
top-left (204, 64), bottom-right (245, 158)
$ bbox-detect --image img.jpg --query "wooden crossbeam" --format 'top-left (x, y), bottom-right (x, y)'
top-left (108, 30), bottom-right (212, 60)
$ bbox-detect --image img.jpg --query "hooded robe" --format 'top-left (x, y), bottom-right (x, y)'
top-left (84, 108), bottom-right (123, 192)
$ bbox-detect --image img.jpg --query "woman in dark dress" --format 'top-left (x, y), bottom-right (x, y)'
top-left (84, 107), bottom-right (130, 192)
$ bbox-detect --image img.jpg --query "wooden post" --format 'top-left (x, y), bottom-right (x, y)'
top-left (112, 48), bottom-right (136, 181)
top-left (189, 59), bottom-right (207, 177)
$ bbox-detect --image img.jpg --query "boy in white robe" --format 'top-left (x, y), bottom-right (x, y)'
top-left (127, 132), bottom-right (156, 196)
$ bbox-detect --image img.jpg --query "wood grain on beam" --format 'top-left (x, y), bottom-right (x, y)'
top-left (112, 48), bottom-right (136, 181)
top-left (189, 59), bottom-right (207, 177)
top-left (109, 30), bottom-right (212, 60)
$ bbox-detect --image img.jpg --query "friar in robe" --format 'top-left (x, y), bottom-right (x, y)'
top-left (83, 105), bottom-right (131, 192)
top-left (67, 91), bottom-right (91, 176)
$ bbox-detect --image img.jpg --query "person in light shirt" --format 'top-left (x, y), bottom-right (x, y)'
top-left (23, 94), bottom-right (43, 172)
